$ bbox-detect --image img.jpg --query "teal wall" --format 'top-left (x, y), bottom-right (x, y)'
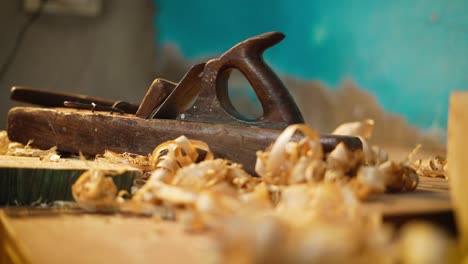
top-left (155, 0), bottom-right (468, 130)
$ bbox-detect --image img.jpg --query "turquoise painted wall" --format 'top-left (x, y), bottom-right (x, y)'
top-left (155, 0), bottom-right (468, 130)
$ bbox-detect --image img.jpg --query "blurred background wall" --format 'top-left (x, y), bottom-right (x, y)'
top-left (155, 0), bottom-right (467, 138)
top-left (1, 0), bottom-right (466, 148)
top-left (0, 0), bottom-right (157, 128)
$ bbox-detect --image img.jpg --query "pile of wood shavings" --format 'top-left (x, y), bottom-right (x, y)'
top-left (412, 155), bottom-right (448, 179)
top-left (70, 120), bottom-right (457, 263)
top-left (0, 131), bottom-right (60, 161)
top-left (95, 150), bottom-right (153, 194)
top-left (255, 121), bottom-right (419, 199)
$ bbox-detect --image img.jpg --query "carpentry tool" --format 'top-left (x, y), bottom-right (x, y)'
top-left (7, 32), bottom-right (361, 174)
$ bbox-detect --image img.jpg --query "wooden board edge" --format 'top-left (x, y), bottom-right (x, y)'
top-left (448, 92), bottom-right (468, 252)
top-left (0, 166), bottom-right (140, 205)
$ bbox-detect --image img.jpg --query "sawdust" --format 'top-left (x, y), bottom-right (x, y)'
top-left (0, 132), bottom-right (61, 161)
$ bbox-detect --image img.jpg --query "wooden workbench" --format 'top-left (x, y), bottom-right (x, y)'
top-left (0, 147), bottom-right (453, 263)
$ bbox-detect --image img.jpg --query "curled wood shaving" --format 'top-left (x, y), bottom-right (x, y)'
top-left (131, 136), bottom-right (217, 204)
top-left (361, 139), bottom-right (389, 165)
top-left (255, 124), bottom-right (322, 185)
top-left (379, 161), bottom-right (419, 192)
top-left (353, 161), bottom-right (419, 199)
top-left (330, 120), bottom-right (418, 197)
top-left (326, 142), bottom-right (362, 172)
top-left (354, 166), bottom-right (386, 198)
top-left (289, 158), bottom-right (326, 184)
top-left (332, 119), bottom-right (388, 165)
top-left (148, 135), bottom-right (214, 183)
top-left (151, 136), bottom-right (213, 170)
top-left (332, 119), bottom-right (375, 139)
top-left (412, 156), bottom-right (447, 179)
top-left (71, 170), bottom-right (118, 212)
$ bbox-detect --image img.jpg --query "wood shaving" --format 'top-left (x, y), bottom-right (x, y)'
top-left (71, 170), bottom-right (119, 212)
top-left (255, 124), bottom-right (323, 185)
top-left (39, 151), bottom-right (61, 162)
top-left (332, 119), bottom-right (375, 139)
top-left (2, 131), bottom-right (61, 161)
top-left (412, 156), bottom-right (447, 179)
top-left (97, 150), bottom-right (151, 171)
top-left (6, 140), bottom-right (60, 160)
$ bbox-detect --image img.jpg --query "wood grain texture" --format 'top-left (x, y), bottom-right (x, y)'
top-left (0, 156), bottom-right (140, 205)
top-left (1, 210), bottom-right (212, 264)
top-left (448, 92), bottom-right (468, 252)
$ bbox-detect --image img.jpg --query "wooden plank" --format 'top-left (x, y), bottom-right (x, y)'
top-left (0, 156), bottom-right (141, 205)
top-left (0, 181), bottom-right (453, 264)
top-left (364, 176), bottom-right (450, 216)
top-left (448, 91), bottom-right (468, 252)
top-left (0, 209), bottom-right (212, 264)
top-left (0, 172), bottom-right (452, 263)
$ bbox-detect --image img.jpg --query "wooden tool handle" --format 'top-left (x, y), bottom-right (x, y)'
top-left (181, 32), bottom-right (304, 129)
top-left (10, 86), bottom-right (139, 114)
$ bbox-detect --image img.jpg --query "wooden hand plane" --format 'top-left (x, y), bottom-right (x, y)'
top-left (7, 32), bottom-right (361, 174)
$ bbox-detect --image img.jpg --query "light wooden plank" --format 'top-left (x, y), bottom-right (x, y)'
top-left (1, 210), bottom-right (212, 264)
top-left (448, 91), bottom-right (468, 252)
